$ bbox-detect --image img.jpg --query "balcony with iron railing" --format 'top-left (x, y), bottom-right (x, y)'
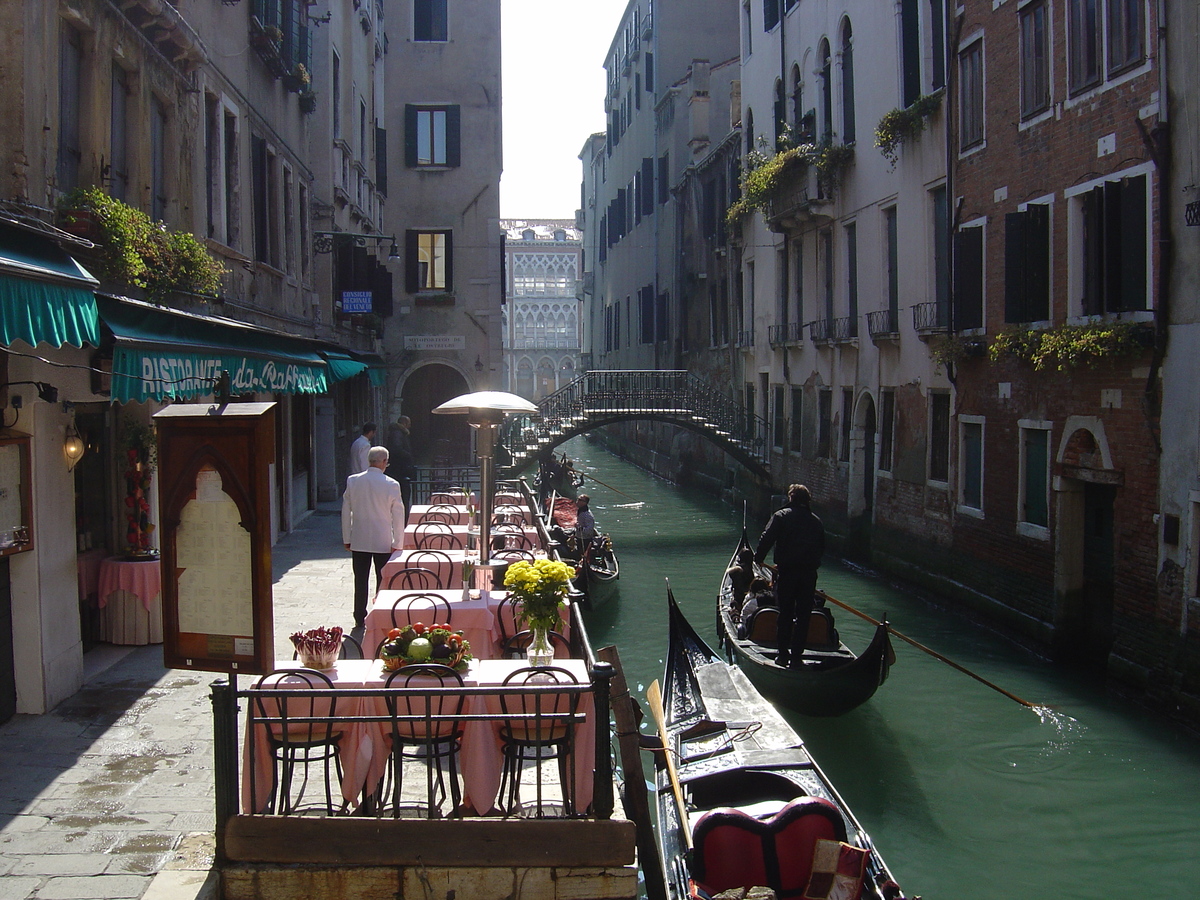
top-left (809, 318), bottom-right (831, 344)
top-left (866, 308), bottom-right (900, 341)
top-left (913, 301), bottom-right (950, 336)
top-left (831, 316), bottom-right (858, 343)
top-left (735, 330), bottom-right (755, 349)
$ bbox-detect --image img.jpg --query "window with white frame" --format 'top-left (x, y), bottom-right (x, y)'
top-left (406, 230), bottom-right (452, 292)
top-left (841, 19), bottom-right (856, 144)
top-left (959, 38), bottom-right (984, 150)
top-left (1108, 0), bottom-right (1145, 75)
top-left (1020, 0), bottom-right (1050, 119)
top-left (1067, 0), bottom-right (1102, 93)
top-left (405, 105), bottom-right (460, 167)
top-left (1019, 422), bottom-right (1051, 531)
top-left (959, 417), bottom-right (985, 513)
top-left (1005, 202), bottom-right (1051, 323)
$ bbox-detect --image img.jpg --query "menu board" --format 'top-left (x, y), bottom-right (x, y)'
top-left (0, 443), bottom-right (22, 531)
top-left (0, 432), bottom-right (32, 556)
top-left (176, 467), bottom-right (253, 644)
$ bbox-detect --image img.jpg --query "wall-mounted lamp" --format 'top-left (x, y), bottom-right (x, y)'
top-left (313, 230), bottom-right (401, 262)
top-left (63, 421), bottom-right (85, 471)
top-left (0, 381), bottom-right (59, 403)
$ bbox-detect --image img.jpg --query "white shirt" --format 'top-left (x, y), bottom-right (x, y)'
top-left (349, 435), bottom-right (371, 474)
top-left (341, 467), bottom-right (406, 553)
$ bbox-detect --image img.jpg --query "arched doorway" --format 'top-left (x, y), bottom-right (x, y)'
top-left (399, 363), bottom-right (472, 466)
top-left (848, 391), bottom-right (876, 518)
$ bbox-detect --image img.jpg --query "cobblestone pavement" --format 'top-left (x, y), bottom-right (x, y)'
top-left (0, 505), bottom-right (354, 900)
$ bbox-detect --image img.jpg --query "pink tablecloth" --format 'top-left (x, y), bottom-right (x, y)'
top-left (77, 549), bottom-right (108, 604)
top-left (97, 557), bottom-right (163, 646)
top-left (98, 557), bottom-right (161, 611)
top-left (410, 504), bottom-right (534, 526)
top-left (381, 548), bottom-right (474, 589)
top-left (403, 522), bottom-right (540, 551)
top-left (365, 589), bottom-right (500, 662)
top-left (242, 657), bottom-right (595, 816)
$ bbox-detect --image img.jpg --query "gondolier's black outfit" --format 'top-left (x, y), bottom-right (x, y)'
top-left (754, 497), bottom-right (824, 666)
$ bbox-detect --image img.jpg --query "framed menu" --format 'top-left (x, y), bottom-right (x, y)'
top-left (0, 430), bottom-right (32, 557)
top-left (153, 403), bottom-right (275, 675)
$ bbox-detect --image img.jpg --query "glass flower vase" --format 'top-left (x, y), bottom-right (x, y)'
top-left (526, 624), bottom-right (554, 667)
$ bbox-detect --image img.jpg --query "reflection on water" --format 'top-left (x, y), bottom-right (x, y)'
top-left (558, 436), bottom-right (1200, 900)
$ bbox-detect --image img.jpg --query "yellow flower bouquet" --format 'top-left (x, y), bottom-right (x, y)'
top-left (503, 558), bottom-right (574, 633)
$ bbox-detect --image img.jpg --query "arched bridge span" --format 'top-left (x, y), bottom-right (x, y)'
top-left (498, 371), bottom-right (771, 480)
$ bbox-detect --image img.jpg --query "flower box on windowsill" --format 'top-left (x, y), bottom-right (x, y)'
top-left (415, 292), bottom-right (455, 306)
top-left (298, 91), bottom-right (317, 114)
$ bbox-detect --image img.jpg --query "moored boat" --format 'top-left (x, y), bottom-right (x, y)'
top-left (651, 589), bottom-right (907, 900)
top-left (717, 532), bottom-right (893, 717)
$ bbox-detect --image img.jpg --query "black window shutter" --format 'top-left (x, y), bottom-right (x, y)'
top-left (645, 53), bottom-right (654, 91)
top-left (405, 230), bottom-right (419, 293)
top-left (443, 231), bottom-right (454, 291)
top-left (641, 158), bottom-right (654, 216)
top-left (1026, 205), bottom-right (1050, 321)
top-left (617, 188), bottom-right (627, 238)
top-left (954, 227), bottom-right (984, 330)
top-left (414, 0), bottom-right (431, 40)
top-left (446, 105), bottom-right (461, 167)
top-left (404, 105), bottom-right (418, 167)
top-left (1118, 175), bottom-right (1146, 311)
top-left (375, 126), bottom-right (388, 196)
top-left (1004, 211), bottom-right (1027, 323)
top-left (334, 240), bottom-right (353, 307)
top-left (901, 0), bottom-right (922, 107)
top-left (658, 154), bottom-right (669, 204)
top-left (373, 259), bottom-right (393, 317)
top-left (1082, 188), bottom-right (1104, 316)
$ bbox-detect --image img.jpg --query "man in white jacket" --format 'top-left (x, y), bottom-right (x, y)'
top-left (342, 445), bottom-right (406, 627)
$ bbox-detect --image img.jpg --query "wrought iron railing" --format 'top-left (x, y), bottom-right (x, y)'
top-left (785, 321), bottom-right (805, 344)
top-left (913, 301), bottom-right (950, 332)
top-left (809, 319), bottom-right (830, 343)
top-left (735, 330), bottom-right (755, 348)
top-left (831, 316), bottom-right (858, 342)
top-left (866, 308), bottom-right (899, 338)
top-left (768, 324), bottom-right (785, 347)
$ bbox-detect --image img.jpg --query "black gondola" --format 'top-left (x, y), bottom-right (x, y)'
top-left (717, 532), bottom-right (893, 716)
top-left (651, 588), bottom-right (907, 900)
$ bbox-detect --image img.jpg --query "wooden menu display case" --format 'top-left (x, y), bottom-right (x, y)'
top-left (153, 403), bottom-right (275, 675)
top-left (0, 430), bottom-right (33, 557)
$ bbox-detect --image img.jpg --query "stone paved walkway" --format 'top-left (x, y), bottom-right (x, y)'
top-left (0, 505), bottom-right (356, 900)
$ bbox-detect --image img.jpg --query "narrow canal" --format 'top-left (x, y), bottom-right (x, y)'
top-left (558, 436), bottom-right (1200, 899)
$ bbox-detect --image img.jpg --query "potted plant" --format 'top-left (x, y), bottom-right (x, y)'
top-left (283, 63), bottom-right (310, 93)
top-left (298, 90), bottom-right (317, 114)
top-left (503, 559), bottom-right (574, 666)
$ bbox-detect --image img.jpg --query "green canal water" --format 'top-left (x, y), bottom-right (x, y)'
top-left (561, 437), bottom-right (1200, 900)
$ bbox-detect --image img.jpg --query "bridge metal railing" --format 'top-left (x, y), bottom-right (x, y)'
top-left (500, 370), bottom-right (769, 471)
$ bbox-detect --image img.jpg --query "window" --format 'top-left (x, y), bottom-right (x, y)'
top-left (900, 0), bottom-right (922, 107)
top-left (743, 1), bottom-right (753, 57)
top-left (933, 186), bottom-right (949, 322)
top-left (818, 41), bottom-right (832, 143)
top-left (1108, 0), bottom-right (1144, 74)
top-left (1005, 204), bottom-right (1050, 323)
top-left (1020, 1), bottom-right (1050, 118)
top-left (151, 97), bottom-right (168, 222)
top-left (929, 391), bottom-right (950, 483)
top-left (658, 154), bottom-right (669, 205)
top-left (251, 135), bottom-right (274, 265)
top-left (960, 40), bottom-right (984, 149)
top-left (879, 389), bottom-right (895, 472)
top-left (1020, 424), bottom-right (1050, 529)
top-left (885, 208), bottom-right (900, 328)
top-left (110, 64), bottom-right (129, 201)
top-left (818, 389), bottom-right (833, 458)
top-left (332, 52), bottom-right (341, 138)
top-left (1067, 0), bottom-right (1101, 92)
top-left (954, 223), bottom-right (984, 330)
top-left (793, 236), bottom-right (805, 329)
top-left (929, 0), bottom-right (946, 90)
top-left (773, 386), bottom-right (786, 451)
top-left (845, 222), bottom-right (859, 337)
top-left (58, 24), bottom-right (83, 194)
top-left (840, 388), bottom-right (853, 462)
top-left (405, 105), bottom-right (460, 167)
top-left (406, 230), bottom-right (453, 292)
top-left (764, 0), bottom-right (780, 31)
top-left (640, 286), bottom-right (654, 344)
top-left (656, 292), bottom-right (668, 342)
top-left (299, 182), bottom-right (310, 280)
top-left (745, 109), bottom-right (755, 156)
top-left (841, 20), bottom-right (856, 145)
top-left (821, 230), bottom-right (834, 326)
top-left (774, 80), bottom-right (786, 149)
top-left (1078, 173), bottom-right (1147, 315)
top-left (415, 0), bottom-right (448, 42)
top-left (790, 388), bottom-right (804, 453)
top-left (283, 166), bottom-right (295, 274)
top-left (641, 157), bottom-right (655, 216)
top-left (791, 65), bottom-right (804, 135)
top-left (960, 418), bottom-right (984, 511)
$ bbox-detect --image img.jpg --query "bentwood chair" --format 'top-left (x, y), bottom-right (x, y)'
top-left (496, 665), bottom-right (581, 817)
top-left (389, 593), bottom-right (453, 629)
top-left (404, 550), bottom-right (453, 587)
top-left (250, 669), bottom-right (344, 816)
top-left (429, 490), bottom-right (466, 505)
top-left (500, 629), bottom-right (571, 660)
top-left (419, 531), bottom-right (463, 551)
top-left (384, 567), bottom-right (440, 591)
top-left (383, 664), bottom-right (466, 818)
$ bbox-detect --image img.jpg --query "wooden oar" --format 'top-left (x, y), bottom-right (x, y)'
top-left (647, 679), bottom-right (692, 849)
top-left (821, 592), bottom-right (1039, 709)
top-left (578, 470), bottom-right (640, 502)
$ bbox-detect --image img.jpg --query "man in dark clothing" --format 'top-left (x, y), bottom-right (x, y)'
top-left (384, 415), bottom-right (417, 517)
top-left (753, 483), bottom-right (825, 667)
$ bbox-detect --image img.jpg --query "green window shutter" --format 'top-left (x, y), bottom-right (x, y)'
top-left (405, 230), bottom-right (419, 293)
top-left (1026, 205), bottom-right (1050, 321)
top-left (405, 105), bottom-right (418, 167)
top-left (1004, 211), bottom-right (1026, 323)
top-left (446, 106), bottom-right (461, 167)
top-left (375, 126), bottom-right (388, 196)
top-left (443, 231), bottom-right (454, 291)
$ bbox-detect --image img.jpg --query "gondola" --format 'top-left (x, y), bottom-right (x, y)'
top-left (545, 495), bottom-right (619, 609)
top-left (718, 531), bottom-right (893, 716)
top-left (651, 588), bottom-right (907, 900)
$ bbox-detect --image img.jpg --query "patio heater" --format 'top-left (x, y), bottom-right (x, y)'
top-left (432, 391), bottom-right (537, 576)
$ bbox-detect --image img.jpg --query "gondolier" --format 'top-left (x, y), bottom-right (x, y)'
top-left (754, 484), bottom-right (824, 668)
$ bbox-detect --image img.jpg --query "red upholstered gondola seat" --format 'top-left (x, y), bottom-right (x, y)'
top-left (690, 796), bottom-right (849, 898)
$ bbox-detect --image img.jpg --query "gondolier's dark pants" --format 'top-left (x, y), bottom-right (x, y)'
top-left (776, 567), bottom-right (818, 658)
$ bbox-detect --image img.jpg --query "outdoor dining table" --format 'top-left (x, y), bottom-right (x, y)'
top-left (97, 556), bottom-right (164, 645)
top-left (380, 548), bottom-right (476, 588)
top-left (409, 503), bottom-right (534, 526)
top-left (241, 657), bottom-right (596, 816)
top-left (402, 521), bottom-right (540, 550)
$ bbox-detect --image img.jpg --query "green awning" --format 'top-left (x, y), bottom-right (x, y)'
top-left (320, 350), bottom-right (369, 382)
top-left (0, 223), bottom-right (99, 348)
top-left (367, 366), bottom-right (387, 387)
top-left (96, 295), bottom-right (328, 402)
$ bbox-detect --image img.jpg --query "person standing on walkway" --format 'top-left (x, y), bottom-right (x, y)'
top-left (349, 422), bottom-right (376, 475)
top-left (385, 415), bottom-right (417, 517)
top-left (753, 483), bottom-right (824, 667)
top-left (342, 446), bottom-right (406, 628)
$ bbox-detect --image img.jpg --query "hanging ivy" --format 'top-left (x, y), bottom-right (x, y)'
top-left (726, 140), bottom-right (854, 227)
top-left (988, 322), bottom-right (1154, 371)
top-left (874, 92), bottom-right (943, 168)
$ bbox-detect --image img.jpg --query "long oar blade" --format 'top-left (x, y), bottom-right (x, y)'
top-left (647, 679), bottom-right (691, 849)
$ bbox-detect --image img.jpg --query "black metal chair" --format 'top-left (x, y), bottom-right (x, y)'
top-left (384, 567), bottom-right (440, 591)
top-left (250, 669), bottom-right (344, 816)
top-left (496, 665), bottom-right (581, 817)
top-left (418, 531), bottom-right (463, 550)
top-left (500, 629), bottom-right (571, 660)
top-left (383, 664), bottom-right (466, 818)
top-left (390, 594), bottom-right (453, 629)
top-left (405, 550), bottom-right (453, 587)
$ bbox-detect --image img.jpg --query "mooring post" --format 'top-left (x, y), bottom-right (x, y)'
top-left (590, 660), bottom-right (615, 820)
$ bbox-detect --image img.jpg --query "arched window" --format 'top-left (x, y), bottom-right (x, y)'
top-left (791, 64), bottom-right (806, 137)
top-left (745, 108), bottom-right (755, 156)
top-left (819, 40), bottom-right (832, 143)
top-left (841, 20), bottom-right (856, 144)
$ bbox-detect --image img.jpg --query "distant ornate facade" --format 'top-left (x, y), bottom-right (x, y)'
top-left (501, 220), bottom-right (581, 399)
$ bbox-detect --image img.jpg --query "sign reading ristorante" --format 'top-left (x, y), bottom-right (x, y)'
top-left (112, 348), bottom-right (328, 402)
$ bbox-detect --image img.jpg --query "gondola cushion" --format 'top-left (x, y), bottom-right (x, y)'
top-left (690, 796), bottom-right (848, 898)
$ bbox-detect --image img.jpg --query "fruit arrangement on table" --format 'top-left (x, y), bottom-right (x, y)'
top-left (379, 622), bottom-right (471, 672)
